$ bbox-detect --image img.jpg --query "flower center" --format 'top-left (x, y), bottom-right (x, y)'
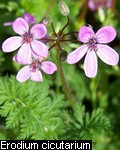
top-left (30, 60), bottom-right (40, 72)
top-left (23, 32), bottom-right (33, 43)
top-left (88, 37), bottom-right (98, 51)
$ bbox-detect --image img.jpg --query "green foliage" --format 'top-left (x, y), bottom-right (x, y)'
top-left (0, 76), bottom-right (65, 140)
top-left (63, 63), bottom-right (90, 101)
top-left (61, 104), bottom-right (110, 141)
top-left (0, 76), bottom-right (110, 144)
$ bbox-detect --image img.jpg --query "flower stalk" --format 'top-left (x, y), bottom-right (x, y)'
top-left (56, 45), bottom-right (75, 110)
top-left (51, 20), bottom-right (75, 109)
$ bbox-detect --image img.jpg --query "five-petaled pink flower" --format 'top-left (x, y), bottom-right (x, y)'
top-left (16, 57), bottom-right (57, 82)
top-left (67, 26), bottom-right (119, 78)
top-left (2, 17), bottom-right (48, 64)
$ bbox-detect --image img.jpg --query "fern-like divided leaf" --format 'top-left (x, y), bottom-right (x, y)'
top-left (0, 76), bottom-right (65, 140)
top-left (62, 104), bottom-right (110, 140)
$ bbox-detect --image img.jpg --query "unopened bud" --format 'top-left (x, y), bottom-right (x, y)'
top-left (58, 0), bottom-right (70, 17)
top-left (43, 15), bottom-right (53, 26)
top-left (59, 50), bottom-right (68, 61)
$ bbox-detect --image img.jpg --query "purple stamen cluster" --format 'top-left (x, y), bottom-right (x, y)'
top-left (23, 32), bottom-right (33, 43)
top-left (88, 37), bottom-right (98, 51)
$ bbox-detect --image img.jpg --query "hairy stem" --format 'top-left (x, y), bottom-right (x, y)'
top-left (48, 43), bottom-right (56, 51)
top-left (59, 16), bottom-right (70, 37)
top-left (56, 45), bottom-right (75, 110)
top-left (61, 31), bottom-right (78, 38)
top-left (60, 39), bottom-right (80, 43)
top-left (41, 38), bottom-right (56, 42)
top-left (51, 22), bottom-right (57, 37)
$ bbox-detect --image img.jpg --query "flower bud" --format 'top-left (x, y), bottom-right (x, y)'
top-left (43, 15), bottom-right (53, 26)
top-left (58, 0), bottom-right (70, 17)
top-left (59, 50), bottom-right (68, 61)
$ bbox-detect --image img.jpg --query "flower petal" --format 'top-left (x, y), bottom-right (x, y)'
top-left (31, 40), bottom-right (48, 57)
top-left (96, 44), bottom-right (119, 65)
top-left (41, 61), bottom-right (57, 74)
top-left (3, 21), bottom-right (13, 26)
top-left (31, 24), bottom-right (47, 39)
top-left (16, 43), bottom-right (32, 64)
top-left (16, 66), bottom-right (31, 82)
top-left (106, 0), bottom-right (112, 8)
top-left (67, 45), bottom-right (88, 64)
top-left (31, 70), bottom-right (43, 82)
top-left (78, 26), bottom-right (94, 43)
top-left (84, 50), bottom-right (98, 78)
top-left (13, 55), bottom-right (17, 62)
top-left (41, 34), bottom-right (49, 43)
top-left (88, 0), bottom-right (97, 11)
top-left (2, 36), bottom-right (23, 52)
top-left (96, 26), bottom-right (116, 43)
top-left (12, 17), bottom-right (29, 35)
top-left (23, 13), bottom-right (36, 25)
top-left (32, 51), bottom-right (42, 60)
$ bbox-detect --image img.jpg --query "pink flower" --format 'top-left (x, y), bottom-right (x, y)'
top-left (2, 17), bottom-right (48, 64)
top-left (88, 0), bottom-right (112, 11)
top-left (67, 26), bottom-right (119, 78)
top-left (16, 57), bottom-right (57, 82)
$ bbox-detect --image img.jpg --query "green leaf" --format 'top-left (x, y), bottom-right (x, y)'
top-left (0, 76), bottom-right (65, 139)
